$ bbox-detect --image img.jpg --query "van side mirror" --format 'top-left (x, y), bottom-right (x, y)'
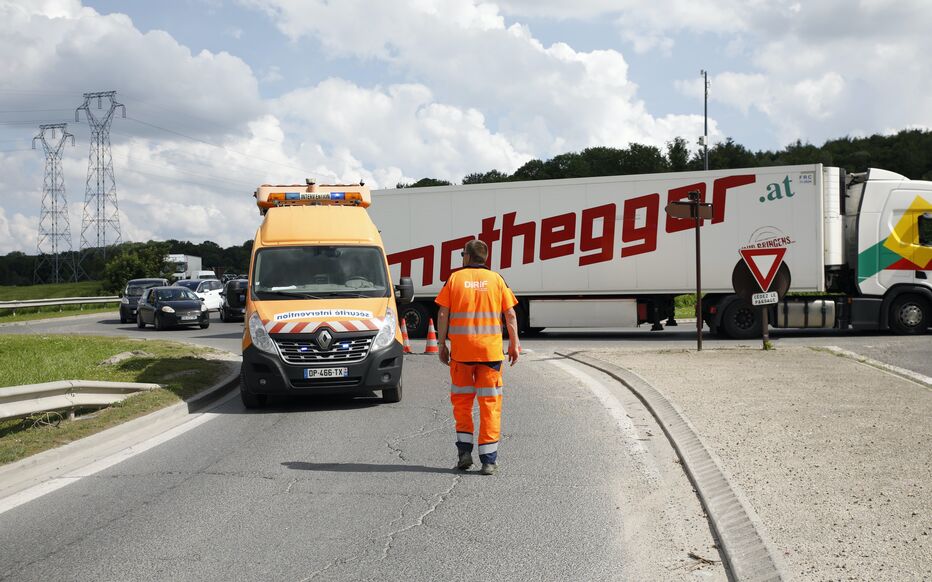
top-left (395, 277), bottom-right (415, 304)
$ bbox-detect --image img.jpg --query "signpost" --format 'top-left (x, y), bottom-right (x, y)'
top-left (665, 191), bottom-right (713, 351)
top-left (737, 244), bottom-right (788, 348)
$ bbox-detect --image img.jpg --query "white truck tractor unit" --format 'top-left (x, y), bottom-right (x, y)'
top-left (165, 254), bottom-right (203, 280)
top-left (370, 165), bottom-right (932, 338)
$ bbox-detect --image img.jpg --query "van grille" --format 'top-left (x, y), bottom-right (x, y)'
top-left (275, 336), bottom-right (373, 365)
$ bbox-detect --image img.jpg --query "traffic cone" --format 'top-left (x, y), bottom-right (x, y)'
top-left (401, 322), bottom-right (413, 354)
top-left (424, 318), bottom-right (439, 354)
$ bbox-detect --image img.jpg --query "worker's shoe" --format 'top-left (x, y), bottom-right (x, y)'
top-left (479, 463), bottom-right (497, 476)
top-left (456, 451), bottom-right (473, 471)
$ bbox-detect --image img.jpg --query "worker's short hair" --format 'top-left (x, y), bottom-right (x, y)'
top-left (464, 239), bottom-right (488, 264)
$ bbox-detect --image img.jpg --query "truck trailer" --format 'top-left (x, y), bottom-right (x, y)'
top-left (370, 165), bottom-right (932, 338)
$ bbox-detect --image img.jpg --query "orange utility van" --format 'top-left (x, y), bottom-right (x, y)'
top-left (240, 181), bottom-right (414, 408)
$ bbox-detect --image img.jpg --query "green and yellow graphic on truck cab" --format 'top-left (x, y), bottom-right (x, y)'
top-left (858, 195), bottom-right (932, 282)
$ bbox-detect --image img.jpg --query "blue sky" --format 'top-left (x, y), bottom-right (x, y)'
top-left (0, 0), bottom-right (930, 253)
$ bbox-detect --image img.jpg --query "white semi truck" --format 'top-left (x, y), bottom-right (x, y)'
top-left (165, 254), bottom-right (203, 280)
top-left (370, 165), bottom-right (932, 338)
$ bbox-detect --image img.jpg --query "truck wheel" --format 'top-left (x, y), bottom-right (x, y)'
top-left (240, 369), bottom-right (267, 409)
top-left (721, 299), bottom-right (762, 339)
top-left (889, 294), bottom-right (929, 335)
top-left (382, 380), bottom-right (403, 403)
top-left (401, 303), bottom-right (430, 338)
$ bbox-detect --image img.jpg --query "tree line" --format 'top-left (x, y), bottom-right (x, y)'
top-left (397, 128), bottom-right (932, 187)
top-left (0, 239), bottom-right (253, 289)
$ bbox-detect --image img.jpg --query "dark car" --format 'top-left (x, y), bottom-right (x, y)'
top-left (136, 286), bottom-right (210, 330)
top-left (119, 278), bottom-right (170, 323)
top-left (219, 278), bottom-right (249, 322)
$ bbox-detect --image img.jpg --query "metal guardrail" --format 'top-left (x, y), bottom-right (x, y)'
top-left (0, 296), bottom-right (119, 314)
top-left (0, 380), bottom-right (162, 421)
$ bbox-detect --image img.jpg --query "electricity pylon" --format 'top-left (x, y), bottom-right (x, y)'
top-left (77, 90), bottom-right (125, 271)
top-left (32, 123), bottom-right (79, 284)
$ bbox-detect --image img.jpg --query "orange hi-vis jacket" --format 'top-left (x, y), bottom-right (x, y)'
top-left (435, 266), bottom-right (518, 362)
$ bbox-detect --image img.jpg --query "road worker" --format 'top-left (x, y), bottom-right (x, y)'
top-left (435, 239), bottom-right (520, 476)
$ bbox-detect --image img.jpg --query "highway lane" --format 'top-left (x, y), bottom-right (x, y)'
top-left (0, 336), bottom-right (723, 581)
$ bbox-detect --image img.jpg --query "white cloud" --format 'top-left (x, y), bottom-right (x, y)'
top-left (242, 0), bottom-right (707, 156)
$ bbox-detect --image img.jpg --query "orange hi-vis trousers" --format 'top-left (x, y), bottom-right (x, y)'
top-left (450, 361), bottom-right (503, 464)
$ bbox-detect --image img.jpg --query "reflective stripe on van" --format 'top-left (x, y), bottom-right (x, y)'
top-left (262, 318), bottom-right (381, 334)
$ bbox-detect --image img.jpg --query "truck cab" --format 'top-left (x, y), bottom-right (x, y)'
top-left (240, 182), bottom-right (414, 408)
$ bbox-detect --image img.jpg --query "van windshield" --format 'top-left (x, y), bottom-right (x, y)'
top-left (252, 246), bottom-right (390, 299)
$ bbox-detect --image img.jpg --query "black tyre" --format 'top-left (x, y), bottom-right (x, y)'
top-left (721, 299), bottom-right (762, 339)
top-left (401, 302), bottom-right (431, 338)
top-left (382, 380), bottom-right (402, 403)
top-left (219, 308), bottom-right (227, 322)
top-left (120, 314), bottom-right (128, 324)
top-left (136, 313), bottom-right (145, 329)
top-left (154, 313), bottom-right (164, 331)
top-left (240, 369), bottom-right (267, 409)
top-left (200, 321), bottom-right (210, 329)
top-left (889, 294), bottom-right (929, 335)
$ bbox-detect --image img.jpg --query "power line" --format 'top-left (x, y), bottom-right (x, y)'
top-left (124, 116), bottom-right (313, 175)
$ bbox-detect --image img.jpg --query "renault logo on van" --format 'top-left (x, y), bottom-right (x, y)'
top-left (316, 329), bottom-right (333, 350)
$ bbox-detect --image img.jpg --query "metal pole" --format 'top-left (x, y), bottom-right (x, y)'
top-left (762, 308), bottom-right (769, 349)
top-left (702, 69), bottom-right (709, 171)
top-left (691, 192), bottom-right (703, 351)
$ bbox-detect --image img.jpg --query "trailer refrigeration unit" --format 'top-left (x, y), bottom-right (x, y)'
top-left (371, 165), bottom-right (932, 338)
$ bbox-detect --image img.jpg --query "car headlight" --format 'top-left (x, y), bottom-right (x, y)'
top-left (373, 308), bottom-right (396, 350)
top-left (161, 305), bottom-right (175, 313)
top-left (120, 296), bottom-right (129, 304)
top-left (200, 303), bottom-right (208, 311)
top-left (248, 312), bottom-right (276, 354)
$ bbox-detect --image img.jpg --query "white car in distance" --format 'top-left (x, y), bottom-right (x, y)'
top-left (175, 278), bottom-right (223, 311)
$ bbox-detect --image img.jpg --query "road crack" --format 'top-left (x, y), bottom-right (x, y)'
top-left (375, 475), bottom-right (461, 563)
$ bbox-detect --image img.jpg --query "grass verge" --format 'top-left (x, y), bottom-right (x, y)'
top-left (0, 335), bottom-right (232, 465)
top-left (0, 304), bottom-right (119, 325)
top-left (0, 280), bottom-right (105, 300)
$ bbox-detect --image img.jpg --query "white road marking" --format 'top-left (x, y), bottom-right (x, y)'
top-left (548, 359), bottom-right (661, 484)
top-left (0, 393), bottom-right (234, 516)
top-left (823, 346), bottom-right (932, 389)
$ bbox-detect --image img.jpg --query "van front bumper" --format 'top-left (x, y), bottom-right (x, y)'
top-left (241, 340), bottom-right (404, 396)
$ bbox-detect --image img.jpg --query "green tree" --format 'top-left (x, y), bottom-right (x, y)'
top-left (666, 138), bottom-right (690, 171)
top-left (396, 178), bottom-right (453, 188)
top-left (462, 170), bottom-right (509, 184)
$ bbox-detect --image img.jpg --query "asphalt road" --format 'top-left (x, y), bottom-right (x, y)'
top-left (0, 315), bottom-right (724, 581)
top-left (0, 312), bottom-right (928, 581)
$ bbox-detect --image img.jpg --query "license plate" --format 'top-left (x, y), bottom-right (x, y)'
top-left (304, 367), bottom-right (349, 379)
top-left (181, 315), bottom-right (198, 321)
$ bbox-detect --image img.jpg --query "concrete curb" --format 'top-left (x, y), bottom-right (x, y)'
top-left (0, 359), bottom-right (241, 503)
top-left (819, 346), bottom-right (932, 390)
top-left (556, 350), bottom-right (786, 582)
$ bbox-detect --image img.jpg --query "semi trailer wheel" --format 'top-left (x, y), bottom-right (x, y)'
top-left (401, 302), bottom-right (431, 338)
top-left (721, 299), bottom-right (762, 339)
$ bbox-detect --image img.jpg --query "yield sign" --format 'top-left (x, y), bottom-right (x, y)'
top-left (739, 247), bottom-right (786, 292)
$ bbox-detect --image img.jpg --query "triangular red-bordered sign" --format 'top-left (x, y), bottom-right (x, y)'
top-left (739, 247), bottom-right (786, 292)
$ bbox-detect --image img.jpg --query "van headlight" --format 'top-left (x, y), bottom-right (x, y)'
top-left (248, 312), bottom-right (276, 354)
top-left (373, 308), bottom-right (396, 350)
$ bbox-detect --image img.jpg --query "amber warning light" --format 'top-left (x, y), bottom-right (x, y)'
top-left (255, 182), bottom-right (371, 213)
